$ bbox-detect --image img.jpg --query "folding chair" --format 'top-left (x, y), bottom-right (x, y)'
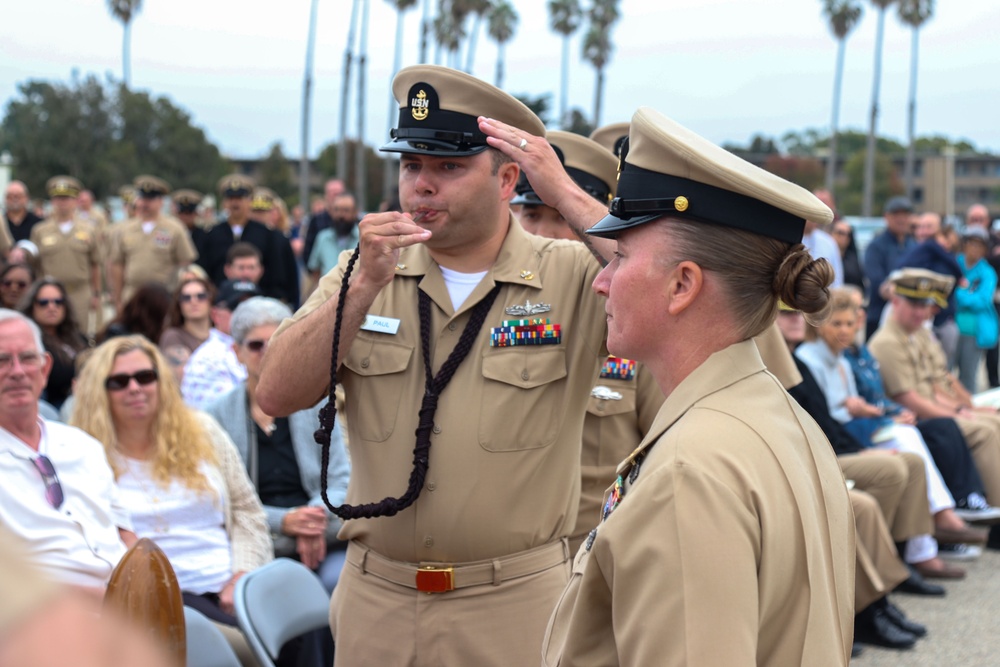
top-left (184, 606), bottom-right (242, 667)
top-left (233, 558), bottom-right (332, 667)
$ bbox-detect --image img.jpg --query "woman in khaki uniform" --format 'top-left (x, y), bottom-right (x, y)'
top-left (542, 108), bottom-right (855, 666)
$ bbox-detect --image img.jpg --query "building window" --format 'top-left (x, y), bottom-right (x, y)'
top-left (914, 160), bottom-right (923, 177)
top-left (912, 188), bottom-right (924, 204)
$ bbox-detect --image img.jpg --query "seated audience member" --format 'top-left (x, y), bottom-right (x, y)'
top-left (176, 263), bottom-right (210, 285)
top-left (224, 242), bottom-right (265, 284)
top-left (7, 239), bottom-right (43, 276)
top-left (795, 289), bottom-right (987, 548)
top-left (160, 277), bottom-right (215, 382)
top-left (181, 280), bottom-right (258, 410)
top-left (17, 278), bottom-right (89, 409)
top-left (830, 219), bottom-right (866, 293)
top-left (869, 269), bottom-right (1000, 508)
top-left (98, 282), bottom-right (172, 345)
top-left (1, 261), bottom-right (35, 309)
top-left (70, 335), bottom-right (272, 665)
top-left (0, 310), bottom-right (134, 594)
top-left (206, 297), bottom-right (351, 591)
top-left (841, 285), bottom-right (1000, 526)
top-left (954, 227), bottom-right (999, 393)
top-left (776, 305), bottom-right (963, 582)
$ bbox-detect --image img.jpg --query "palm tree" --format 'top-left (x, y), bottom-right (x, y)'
top-left (464, 0), bottom-right (494, 74)
top-left (419, 0), bottom-right (433, 62)
top-left (338, 0), bottom-right (363, 182)
top-left (582, 0), bottom-right (620, 128)
top-left (822, 0), bottom-right (863, 194)
top-left (106, 0), bottom-right (143, 88)
top-left (487, 1), bottom-right (518, 88)
top-left (384, 0), bottom-right (420, 201)
top-left (434, 2), bottom-right (464, 69)
top-left (862, 0), bottom-right (897, 217)
top-left (300, 0), bottom-right (321, 212)
top-left (898, 0), bottom-right (934, 200)
top-left (549, 0), bottom-right (584, 129)
top-left (356, 0), bottom-right (371, 209)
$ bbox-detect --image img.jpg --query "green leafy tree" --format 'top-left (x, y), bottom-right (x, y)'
top-left (487, 1), bottom-right (517, 88)
top-left (463, 0), bottom-right (493, 73)
top-left (762, 155), bottom-right (825, 191)
top-left (563, 108), bottom-right (594, 137)
top-left (514, 93), bottom-right (552, 127)
top-left (897, 0), bottom-right (934, 198)
top-left (0, 75), bottom-right (227, 199)
top-left (548, 0), bottom-right (583, 128)
top-left (582, 0), bottom-right (620, 127)
top-left (822, 0), bottom-right (863, 192)
top-left (316, 139), bottom-right (386, 212)
top-left (258, 143), bottom-right (296, 201)
top-left (106, 0), bottom-right (143, 88)
top-left (435, 0), bottom-right (466, 69)
top-left (841, 148), bottom-right (903, 215)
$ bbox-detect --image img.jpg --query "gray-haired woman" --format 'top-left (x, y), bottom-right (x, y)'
top-left (205, 296), bottom-right (350, 591)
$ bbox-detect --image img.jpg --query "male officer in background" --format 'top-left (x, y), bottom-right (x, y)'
top-left (258, 65), bottom-right (610, 666)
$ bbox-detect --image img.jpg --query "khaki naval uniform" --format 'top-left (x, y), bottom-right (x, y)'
top-left (870, 318), bottom-right (1000, 503)
top-left (276, 218), bottom-right (606, 666)
top-left (29, 217), bottom-right (101, 329)
top-left (542, 340), bottom-right (855, 666)
top-left (852, 489), bottom-right (910, 611)
top-left (109, 215), bottom-right (197, 303)
top-left (570, 362), bottom-right (663, 552)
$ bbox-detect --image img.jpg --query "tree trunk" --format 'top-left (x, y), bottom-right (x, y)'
top-left (300, 0), bottom-right (320, 212)
top-left (338, 0), bottom-right (362, 183)
top-left (495, 43), bottom-right (506, 88)
top-left (356, 0), bottom-right (370, 210)
top-left (827, 36), bottom-right (847, 194)
top-left (863, 6), bottom-right (887, 218)
top-left (560, 35), bottom-right (570, 128)
top-left (419, 0), bottom-right (431, 63)
top-left (465, 15), bottom-right (482, 73)
top-left (904, 26), bottom-right (920, 202)
top-left (123, 21), bottom-right (131, 88)
top-left (593, 66), bottom-right (604, 128)
top-left (384, 6), bottom-right (407, 204)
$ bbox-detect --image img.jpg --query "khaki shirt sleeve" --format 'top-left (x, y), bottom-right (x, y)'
top-left (108, 225), bottom-right (125, 265)
top-left (175, 226), bottom-right (197, 264)
top-left (869, 337), bottom-right (917, 397)
top-left (273, 247), bottom-right (351, 340)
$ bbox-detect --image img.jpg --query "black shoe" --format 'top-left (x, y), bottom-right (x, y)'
top-left (880, 600), bottom-right (927, 638)
top-left (895, 566), bottom-right (946, 596)
top-left (988, 524), bottom-right (1000, 551)
top-left (855, 607), bottom-right (918, 650)
top-left (851, 641), bottom-right (864, 658)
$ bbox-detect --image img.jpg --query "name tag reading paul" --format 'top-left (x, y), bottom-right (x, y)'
top-left (361, 314), bottom-right (401, 335)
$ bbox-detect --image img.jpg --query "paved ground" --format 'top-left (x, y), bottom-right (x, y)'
top-left (853, 548), bottom-right (1000, 665)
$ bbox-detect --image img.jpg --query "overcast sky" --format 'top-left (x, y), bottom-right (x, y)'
top-left (2, 0), bottom-right (998, 160)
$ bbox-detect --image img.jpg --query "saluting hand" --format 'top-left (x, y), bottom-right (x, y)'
top-left (355, 211), bottom-right (432, 290)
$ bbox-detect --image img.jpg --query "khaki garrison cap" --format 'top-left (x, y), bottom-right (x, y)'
top-left (587, 107), bottom-right (833, 244)
top-left (383, 65), bottom-right (545, 156)
top-left (512, 131), bottom-right (618, 206)
top-left (46, 176), bottom-right (83, 198)
top-left (133, 175), bottom-right (171, 198)
top-left (250, 187), bottom-right (276, 212)
top-left (589, 122), bottom-right (630, 158)
top-left (172, 189), bottom-right (203, 213)
top-left (218, 174), bottom-right (255, 198)
top-left (889, 268), bottom-right (954, 308)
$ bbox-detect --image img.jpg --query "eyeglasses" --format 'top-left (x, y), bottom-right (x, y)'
top-left (180, 292), bottom-right (209, 303)
top-left (0, 352), bottom-right (43, 372)
top-left (244, 339), bottom-right (268, 353)
top-left (2, 279), bottom-right (28, 289)
top-left (105, 369), bottom-right (159, 391)
top-left (31, 454), bottom-right (64, 510)
top-left (35, 298), bottom-right (65, 308)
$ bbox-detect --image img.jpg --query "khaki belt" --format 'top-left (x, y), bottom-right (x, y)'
top-left (346, 539), bottom-right (571, 594)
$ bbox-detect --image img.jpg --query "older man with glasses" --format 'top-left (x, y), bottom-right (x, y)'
top-left (0, 309), bottom-right (135, 598)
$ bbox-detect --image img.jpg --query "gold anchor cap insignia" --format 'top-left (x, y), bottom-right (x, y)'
top-left (674, 196), bottom-right (689, 212)
top-left (411, 89), bottom-right (429, 121)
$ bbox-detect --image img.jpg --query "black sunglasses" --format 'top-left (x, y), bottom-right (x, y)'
top-left (2, 279), bottom-right (28, 289)
top-left (31, 454), bottom-right (64, 510)
top-left (105, 369), bottom-right (159, 391)
top-left (180, 292), bottom-right (209, 303)
top-left (35, 298), bottom-right (66, 308)
top-left (244, 339), bottom-right (268, 353)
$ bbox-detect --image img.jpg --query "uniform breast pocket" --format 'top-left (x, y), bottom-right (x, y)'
top-left (343, 339), bottom-right (414, 442)
top-left (479, 347), bottom-right (567, 452)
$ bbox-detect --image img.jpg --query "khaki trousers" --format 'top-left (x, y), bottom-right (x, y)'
top-left (956, 414), bottom-right (1000, 503)
top-left (852, 489), bottom-right (910, 611)
top-left (839, 451), bottom-right (932, 542)
top-left (330, 543), bottom-right (571, 667)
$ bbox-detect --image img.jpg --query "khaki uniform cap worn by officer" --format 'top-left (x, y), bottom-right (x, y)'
top-left (889, 267), bottom-right (954, 309)
top-left (250, 187), bottom-right (276, 212)
top-left (133, 175), bottom-right (171, 198)
top-left (586, 107), bottom-right (834, 244)
top-left (218, 174), bottom-right (255, 198)
top-left (46, 176), bottom-right (83, 199)
top-left (589, 122), bottom-right (630, 158)
top-left (511, 131), bottom-right (618, 207)
top-left (383, 64), bottom-right (545, 156)
top-left (172, 189), bottom-right (203, 212)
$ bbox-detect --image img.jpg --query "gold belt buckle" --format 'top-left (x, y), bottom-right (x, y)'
top-left (415, 566), bottom-right (454, 593)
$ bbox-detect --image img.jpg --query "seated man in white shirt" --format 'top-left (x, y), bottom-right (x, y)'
top-left (0, 309), bottom-right (135, 596)
top-left (180, 280), bottom-right (258, 410)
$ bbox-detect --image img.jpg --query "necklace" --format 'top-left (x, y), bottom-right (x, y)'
top-left (122, 456), bottom-right (170, 534)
